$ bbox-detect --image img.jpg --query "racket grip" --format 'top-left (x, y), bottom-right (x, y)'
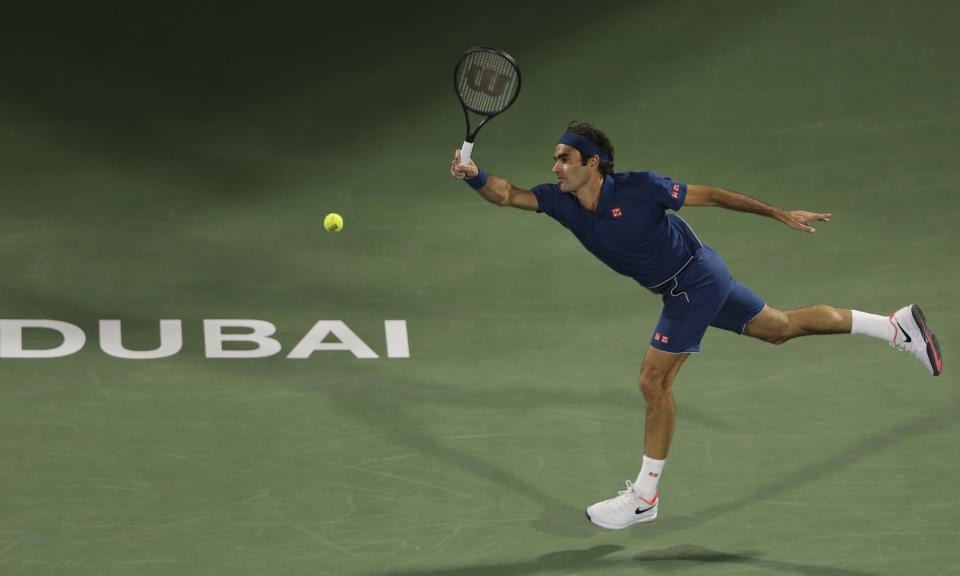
top-left (459, 141), bottom-right (474, 167)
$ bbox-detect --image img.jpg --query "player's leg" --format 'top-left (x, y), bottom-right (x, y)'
top-left (741, 304), bottom-right (850, 344)
top-left (586, 249), bottom-right (727, 530)
top-left (743, 303), bottom-right (941, 375)
top-left (638, 346), bottom-right (689, 460)
top-left (585, 347), bottom-right (689, 530)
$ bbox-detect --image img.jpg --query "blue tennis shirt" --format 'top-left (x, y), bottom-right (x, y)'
top-left (531, 171), bottom-right (703, 291)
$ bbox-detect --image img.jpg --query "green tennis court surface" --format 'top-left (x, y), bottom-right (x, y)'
top-left (1, 2), bottom-right (957, 574)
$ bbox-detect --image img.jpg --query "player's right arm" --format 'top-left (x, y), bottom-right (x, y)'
top-left (450, 150), bottom-right (539, 211)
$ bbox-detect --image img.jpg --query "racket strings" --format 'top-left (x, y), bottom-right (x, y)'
top-left (456, 50), bottom-right (519, 115)
top-left (479, 50), bottom-right (514, 113)
top-left (480, 50), bottom-right (515, 112)
top-left (475, 51), bottom-right (499, 114)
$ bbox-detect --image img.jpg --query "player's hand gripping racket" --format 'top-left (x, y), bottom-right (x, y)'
top-left (454, 47), bottom-right (522, 167)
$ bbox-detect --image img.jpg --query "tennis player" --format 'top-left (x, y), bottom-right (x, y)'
top-left (449, 121), bottom-right (942, 530)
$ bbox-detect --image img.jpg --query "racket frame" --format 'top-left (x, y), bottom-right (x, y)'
top-left (454, 47), bottom-right (522, 166)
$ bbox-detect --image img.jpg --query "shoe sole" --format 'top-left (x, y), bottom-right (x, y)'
top-left (911, 304), bottom-right (942, 376)
top-left (584, 508), bottom-right (658, 530)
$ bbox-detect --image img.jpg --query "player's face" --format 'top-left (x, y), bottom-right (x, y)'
top-left (552, 144), bottom-right (596, 193)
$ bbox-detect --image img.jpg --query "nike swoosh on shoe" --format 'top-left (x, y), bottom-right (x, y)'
top-left (896, 321), bottom-right (912, 343)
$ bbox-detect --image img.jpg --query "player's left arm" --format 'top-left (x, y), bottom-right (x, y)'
top-left (683, 184), bottom-right (831, 233)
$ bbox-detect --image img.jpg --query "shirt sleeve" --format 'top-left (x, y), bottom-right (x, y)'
top-left (531, 183), bottom-right (561, 216)
top-left (647, 172), bottom-right (687, 211)
top-left (531, 183), bottom-right (578, 228)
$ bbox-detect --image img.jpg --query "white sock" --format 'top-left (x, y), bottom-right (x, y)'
top-left (635, 455), bottom-right (665, 500)
top-left (851, 310), bottom-right (893, 342)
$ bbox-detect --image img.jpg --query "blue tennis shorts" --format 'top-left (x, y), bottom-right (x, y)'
top-left (650, 245), bottom-right (765, 353)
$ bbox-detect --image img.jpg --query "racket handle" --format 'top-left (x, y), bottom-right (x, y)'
top-left (459, 141), bottom-right (474, 167)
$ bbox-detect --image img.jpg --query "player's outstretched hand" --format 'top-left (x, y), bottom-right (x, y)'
top-left (780, 210), bottom-right (832, 233)
top-left (450, 150), bottom-right (479, 180)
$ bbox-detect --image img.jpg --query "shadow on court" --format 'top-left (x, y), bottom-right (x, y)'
top-left (306, 373), bottom-right (597, 537)
top-left (654, 396), bottom-right (960, 534)
top-left (308, 364), bottom-right (757, 538)
top-left (318, 357), bottom-right (960, 537)
top-left (310, 361), bottom-right (959, 540)
top-left (368, 543), bottom-right (880, 576)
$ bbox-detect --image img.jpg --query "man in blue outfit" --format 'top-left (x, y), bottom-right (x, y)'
top-left (449, 121), bottom-right (942, 530)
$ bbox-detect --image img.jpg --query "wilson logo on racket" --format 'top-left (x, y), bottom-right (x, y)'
top-left (466, 64), bottom-right (512, 97)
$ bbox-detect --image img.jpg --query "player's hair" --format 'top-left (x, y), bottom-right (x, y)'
top-left (565, 121), bottom-right (615, 176)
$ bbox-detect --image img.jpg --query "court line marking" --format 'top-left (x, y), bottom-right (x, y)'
top-left (315, 459), bottom-right (479, 501)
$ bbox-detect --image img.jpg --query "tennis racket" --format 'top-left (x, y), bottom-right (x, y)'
top-left (454, 47), bottom-right (522, 167)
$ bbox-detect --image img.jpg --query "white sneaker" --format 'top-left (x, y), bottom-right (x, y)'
top-left (585, 481), bottom-right (659, 530)
top-left (889, 304), bottom-right (942, 376)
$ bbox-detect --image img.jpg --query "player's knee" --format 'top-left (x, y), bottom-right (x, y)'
top-left (767, 330), bottom-right (790, 345)
top-left (815, 304), bottom-right (846, 325)
top-left (762, 310), bottom-right (793, 345)
top-left (766, 330), bottom-right (791, 345)
top-left (639, 372), bottom-right (672, 400)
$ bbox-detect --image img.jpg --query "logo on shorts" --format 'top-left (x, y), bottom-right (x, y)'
top-left (611, 207), bottom-right (623, 218)
top-left (671, 183), bottom-right (681, 199)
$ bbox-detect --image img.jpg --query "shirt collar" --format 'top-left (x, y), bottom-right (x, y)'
top-left (595, 175), bottom-right (616, 217)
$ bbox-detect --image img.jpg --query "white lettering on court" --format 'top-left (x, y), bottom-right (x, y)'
top-left (287, 321), bottom-right (378, 359)
top-left (99, 320), bottom-right (183, 359)
top-left (384, 320), bottom-right (410, 358)
top-left (0, 319), bottom-right (410, 360)
top-left (204, 319), bottom-right (283, 359)
top-left (0, 320), bottom-right (87, 358)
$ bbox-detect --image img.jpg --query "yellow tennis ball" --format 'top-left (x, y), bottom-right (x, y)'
top-left (324, 213), bottom-right (344, 233)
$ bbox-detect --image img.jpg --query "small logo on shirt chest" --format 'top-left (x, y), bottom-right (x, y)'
top-left (611, 207), bottom-right (623, 218)
top-left (671, 184), bottom-right (681, 199)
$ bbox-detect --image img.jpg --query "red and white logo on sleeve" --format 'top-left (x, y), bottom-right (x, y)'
top-left (671, 183), bottom-right (681, 199)
top-left (611, 207), bottom-right (623, 218)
